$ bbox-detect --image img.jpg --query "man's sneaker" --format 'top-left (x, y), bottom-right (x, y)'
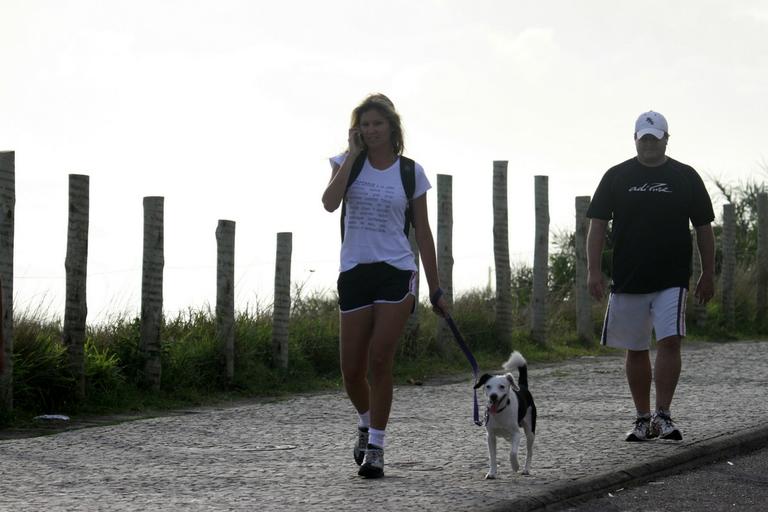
top-left (625, 415), bottom-right (655, 442)
top-left (353, 427), bottom-right (369, 466)
top-left (358, 444), bottom-right (384, 478)
top-left (651, 410), bottom-right (683, 440)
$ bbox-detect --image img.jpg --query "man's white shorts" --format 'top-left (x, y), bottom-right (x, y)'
top-left (601, 287), bottom-right (688, 351)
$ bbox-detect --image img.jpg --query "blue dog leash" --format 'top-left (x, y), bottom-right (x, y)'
top-left (430, 288), bottom-right (483, 427)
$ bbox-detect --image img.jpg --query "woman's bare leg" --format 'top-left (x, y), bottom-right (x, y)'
top-left (339, 307), bottom-right (374, 414)
top-left (368, 296), bottom-right (415, 429)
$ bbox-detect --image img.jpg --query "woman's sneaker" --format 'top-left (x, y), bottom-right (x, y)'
top-left (357, 445), bottom-right (384, 478)
top-left (353, 427), bottom-right (369, 466)
top-left (625, 415), bottom-right (655, 441)
top-left (651, 411), bottom-right (683, 440)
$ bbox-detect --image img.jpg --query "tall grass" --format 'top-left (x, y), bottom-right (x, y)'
top-left (3, 261), bottom-right (763, 425)
top-left (13, 313), bottom-right (73, 412)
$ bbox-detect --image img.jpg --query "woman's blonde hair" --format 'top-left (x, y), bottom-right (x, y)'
top-left (350, 93), bottom-right (404, 155)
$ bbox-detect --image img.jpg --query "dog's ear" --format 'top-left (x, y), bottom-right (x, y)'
top-left (474, 374), bottom-right (492, 389)
top-left (506, 373), bottom-right (519, 391)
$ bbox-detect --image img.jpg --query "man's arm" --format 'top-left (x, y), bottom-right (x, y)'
top-left (694, 223), bottom-right (715, 304)
top-left (587, 219), bottom-right (608, 300)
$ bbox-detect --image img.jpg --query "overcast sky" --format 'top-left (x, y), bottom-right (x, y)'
top-left (2, 0), bottom-right (767, 322)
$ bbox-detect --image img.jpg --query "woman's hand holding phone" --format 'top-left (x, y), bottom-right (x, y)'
top-left (348, 128), bottom-right (364, 155)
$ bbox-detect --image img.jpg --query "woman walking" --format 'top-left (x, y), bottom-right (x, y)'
top-left (322, 94), bottom-right (446, 478)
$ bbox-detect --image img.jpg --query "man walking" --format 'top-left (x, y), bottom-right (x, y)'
top-left (586, 111), bottom-right (715, 441)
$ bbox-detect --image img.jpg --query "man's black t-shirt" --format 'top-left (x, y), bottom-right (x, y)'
top-left (586, 157), bottom-right (715, 294)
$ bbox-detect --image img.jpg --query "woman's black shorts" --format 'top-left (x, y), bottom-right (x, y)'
top-left (337, 262), bottom-right (416, 313)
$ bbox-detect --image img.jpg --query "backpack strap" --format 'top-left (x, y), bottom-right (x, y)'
top-left (399, 156), bottom-right (416, 237)
top-left (340, 152), bottom-right (367, 241)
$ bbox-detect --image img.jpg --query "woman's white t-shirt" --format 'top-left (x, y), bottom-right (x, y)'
top-left (330, 153), bottom-right (431, 272)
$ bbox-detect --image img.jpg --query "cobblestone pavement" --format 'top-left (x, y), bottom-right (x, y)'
top-left (1, 340), bottom-right (767, 512)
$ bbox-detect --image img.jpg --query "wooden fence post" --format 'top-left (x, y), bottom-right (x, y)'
top-left (721, 204), bottom-right (736, 329)
top-left (0, 151), bottom-right (14, 411)
top-left (493, 161), bottom-right (512, 346)
top-left (273, 232), bottom-right (292, 369)
top-left (216, 220), bottom-right (236, 381)
top-left (141, 196), bottom-right (164, 390)
top-left (532, 175), bottom-right (549, 346)
top-left (63, 174), bottom-right (89, 400)
top-left (575, 196), bottom-right (592, 344)
top-left (757, 193), bottom-right (768, 330)
top-left (436, 174), bottom-right (454, 354)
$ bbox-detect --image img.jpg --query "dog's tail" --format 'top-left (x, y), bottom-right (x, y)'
top-left (502, 351), bottom-right (529, 389)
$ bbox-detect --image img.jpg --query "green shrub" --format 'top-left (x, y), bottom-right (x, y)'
top-left (289, 289), bottom-right (340, 378)
top-left (82, 338), bottom-right (128, 407)
top-left (160, 309), bottom-right (225, 393)
top-left (13, 316), bottom-right (73, 412)
top-left (88, 316), bottom-right (143, 386)
top-left (85, 339), bottom-right (125, 393)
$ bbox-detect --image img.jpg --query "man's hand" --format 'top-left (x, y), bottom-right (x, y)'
top-left (588, 269), bottom-right (606, 301)
top-left (695, 272), bottom-right (715, 304)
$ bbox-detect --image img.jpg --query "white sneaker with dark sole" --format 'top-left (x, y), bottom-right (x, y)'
top-left (651, 411), bottom-right (683, 440)
top-left (358, 444), bottom-right (384, 478)
top-left (625, 416), bottom-right (655, 442)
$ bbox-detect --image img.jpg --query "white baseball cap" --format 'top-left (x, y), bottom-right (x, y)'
top-left (634, 111), bottom-right (668, 139)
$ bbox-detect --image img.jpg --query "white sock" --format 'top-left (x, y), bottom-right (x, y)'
top-left (368, 428), bottom-right (385, 449)
top-left (357, 411), bottom-right (370, 429)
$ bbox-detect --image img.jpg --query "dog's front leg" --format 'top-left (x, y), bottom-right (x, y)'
top-left (509, 430), bottom-right (521, 473)
top-left (485, 432), bottom-right (498, 479)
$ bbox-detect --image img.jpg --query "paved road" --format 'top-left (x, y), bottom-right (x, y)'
top-left (555, 444), bottom-right (768, 511)
top-left (1, 340), bottom-right (766, 511)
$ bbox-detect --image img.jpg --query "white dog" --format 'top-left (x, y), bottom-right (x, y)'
top-left (473, 351), bottom-right (536, 479)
